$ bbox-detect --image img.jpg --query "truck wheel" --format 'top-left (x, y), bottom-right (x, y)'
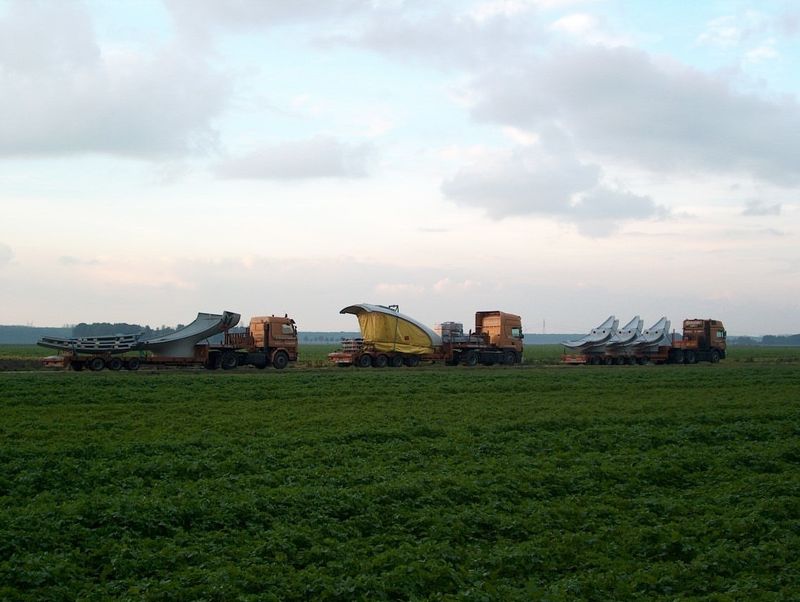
top-left (626, 356), bottom-right (637, 365)
top-left (614, 356), bottom-right (626, 365)
top-left (72, 361), bottom-right (84, 372)
top-left (710, 349), bottom-right (720, 363)
top-left (356, 354), bottom-right (372, 368)
top-left (89, 357), bottom-right (105, 371)
top-left (638, 357), bottom-right (649, 365)
top-left (604, 356), bottom-right (614, 366)
top-left (403, 356), bottom-right (420, 368)
top-left (221, 352), bottom-right (238, 370)
top-left (461, 351), bottom-right (478, 366)
top-left (502, 350), bottom-right (517, 365)
top-left (373, 354), bottom-right (389, 368)
top-left (670, 349), bottom-right (684, 364)
top-left (126, 358), bottom-right (141, 371)
top-left (389, 355), bottom-right (403, 368)
top-left (272, 351), bottom-right (289, 370)
top-left (683, 350), bottom-right (697, 364)
top-left (108, 358), bottom-right (123, 371)
top-left (589, 356), bottom-right (601, 366)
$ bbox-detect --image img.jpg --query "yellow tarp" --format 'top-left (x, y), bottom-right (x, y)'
top-left (357, 311), bottom-right (434, 355)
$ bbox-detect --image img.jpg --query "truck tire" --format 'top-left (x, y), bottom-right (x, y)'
top-left (683, 350), bottom-right (696, 364)
top-left (670, 349), bottom-right (684, 364)
top-left (389, 355), bottom-right (404, 368)
top-left (403, 356), bottom-right (420, 368)
top-left (126, 358), bottom-right (141, 371)
top-left (462, 350), bottom-right (478, 366)
top-left (221, 352), bottom-right (238, 370)
top-left (108, 357), bottom-right (123, 371)
top-left (604, 356), bottom-right (614, 366)
top-left (356, 354), bottom-right (372, 368)
top-left (502, 350), bottom-right (517, 365)
top-left (710, 349), bottom-right (721, 363)
top-left (373, 354), bottom-right (389, 368)
top-left (589, 356), bottom-right (601, 366)
top-left (88, 357), bottom-right (105, 371)
top-left (272, 351), bottom-right (289, 370)
top-left (638, 357), bottom-right (649, 365)
top-left (626, 356), bottom-right (637, 365)
top-left (614, 356), bottom-right (626, 365)
top-left (72, 361), bottom-right (84, 372)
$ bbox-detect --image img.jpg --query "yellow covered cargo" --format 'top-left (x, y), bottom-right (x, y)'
top-left (340, 304), bottom-right (442, 355)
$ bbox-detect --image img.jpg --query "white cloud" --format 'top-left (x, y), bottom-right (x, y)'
top-left (440, 139), bottom-right (664, 235)
top-left (0, 1), bottom-right (229, 158)
top-left (468, 46), bottom-right (800, 187)
top-left (216, 136), bottom-right (375, 180)
top-left (441, 143), bottom-right (600, 217)
top-left (744, 40), bottom-right (779, 63)
top-left (328, 4), bottom-right (546, 69)
top-left (550, 12), bottom-right (630, 46)
top-left (742, 200), bottom-right (781, 216)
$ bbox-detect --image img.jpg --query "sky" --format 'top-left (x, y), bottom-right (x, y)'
top-left (1, 0), bottom-right (799, 335)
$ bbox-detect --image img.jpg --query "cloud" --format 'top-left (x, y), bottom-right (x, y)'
top-left (441, 142), bottom-right (600, 217)
top-left (468, 46), bottom-right (800, 187)
top-left (0, 1), bottom-right (229, 158)
top-left (741, 200), bottom-right (781, 216)
top-left (440, 141), bottom-right (663, 235)
top-left (549, 12), bottom-right (630, 46)
top-left (59, 256), bottom-right (100, 266)
top-left (166, 0), bottom-right (372, 31)
top-left (0, 243), bottom-right (13, 265)
top-left (326, 3), bottom-right (546, 69)
top-left (216, 136), bottom-right (374, 180)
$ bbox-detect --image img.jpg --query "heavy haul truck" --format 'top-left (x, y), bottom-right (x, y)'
top-left (328, 304), bottom-right (524, 367)
top-left (561, 316), bottom-right (727, 365)
top-left (39, 311), bottom-right (298, 371)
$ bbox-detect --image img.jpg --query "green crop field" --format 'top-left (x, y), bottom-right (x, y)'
top-left (1, 353), bottom-right (799, 600)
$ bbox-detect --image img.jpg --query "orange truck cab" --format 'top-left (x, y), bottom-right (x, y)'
top-left (475, 311), bottom-right (524, 355)
top-left (675, 319), bottom-right (726, 363)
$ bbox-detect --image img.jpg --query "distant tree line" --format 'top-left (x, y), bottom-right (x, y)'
top-left (761, 334), bottom-right (800, 346)
top-left (72, 323), bottom-right (185, 339)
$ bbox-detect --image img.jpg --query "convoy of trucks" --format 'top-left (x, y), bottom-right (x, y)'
top-left (37, 303), bottom-right (728, 371)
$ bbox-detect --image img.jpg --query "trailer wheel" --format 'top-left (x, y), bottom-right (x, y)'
top-left (683, 350), bottom-right (697, 364)
top-left (626, 356), bottom-right (637, 365)
top-left (671, 349), bottom-right (684, 364)
top-left (272, 351), bottom-right (289, 370)
top-left (126, 358), bottom-right (141, 371)
top-left (89, 357), bottom-right (105, 371)
top-left (403, 356), bottom-right (420, 368)
top-left (589, 355), bottom-right (601, 366)
top-left (108, 358), bottom-right (123, 371)
top-left (604, 356), bottom-right (614, 366)
top-left (638, 357), bottom-right (649, 365)
top-left (221, 352), bottom-right (238, 370)
top-left (461, 350), bottom-right (479, 366)
top-left (72, 361), bottom-right (84, 372)
top-left (614, 356), bottom-right (626, 365)
top-left (373, 354), bottom-right (389, 368)
top-left (389, 355), bottom-right (404, 368)
top-left (356, 354), bottom-right (372, 368)
top-left (710, 349), bottom-right (721, 363)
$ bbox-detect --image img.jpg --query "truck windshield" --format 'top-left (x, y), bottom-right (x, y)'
top-left (511, 327), bottom-right (522, 338)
